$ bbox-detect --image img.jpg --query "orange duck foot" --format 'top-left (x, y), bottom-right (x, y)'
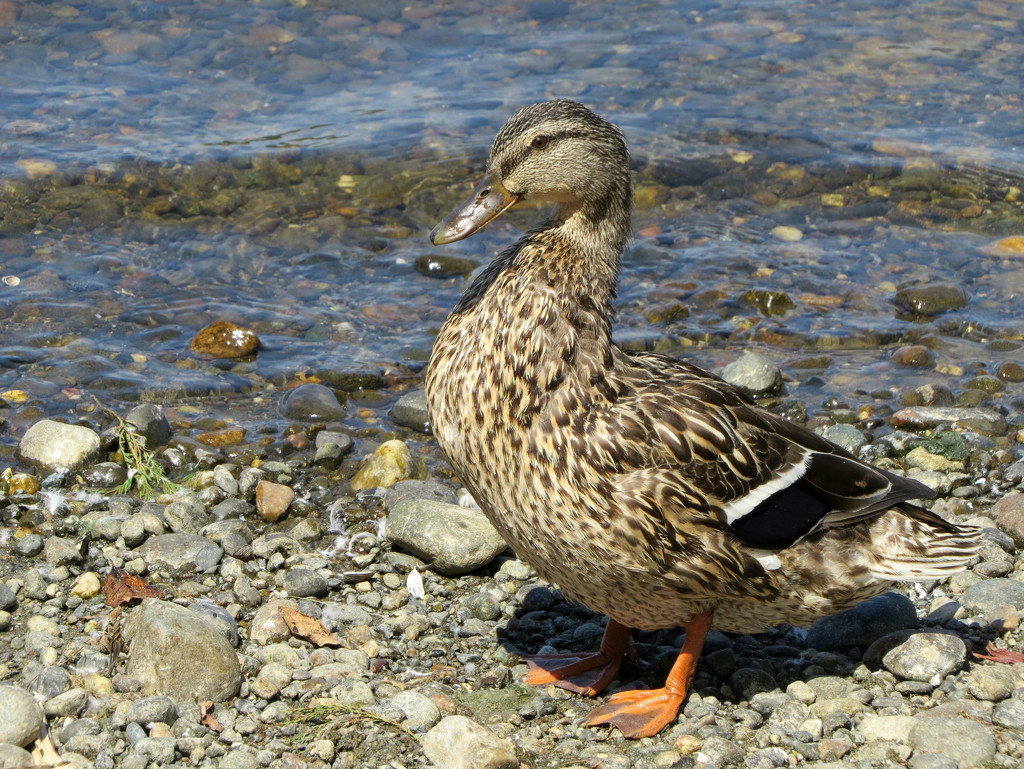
top-left (584, 612), bottom-right (713, 739)
top-left (584, 687), bottom-right (685, 739)
top-left (523, 619), bottom-right (632, 696)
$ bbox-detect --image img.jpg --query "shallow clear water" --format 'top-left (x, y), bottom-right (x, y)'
top-left (1, 0), bottom-right (1023, 447)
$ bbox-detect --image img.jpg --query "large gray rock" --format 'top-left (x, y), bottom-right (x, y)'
top-left (960, 578), bottom-right (1024, 613)
top-left (123, 599), bottom-right (241, 702)
top-left (422, 715), bottom-right (518, 769)
top-left (880, 632), bottom-right (967, 682)
top-left (387, 498), bottom-right (508, 575)
top-left (806, 592), bottom-right (917, 651)
top-left (0, 685), bottom-right (44, 747)
top-left (17, 419), bottom-right (102, 473)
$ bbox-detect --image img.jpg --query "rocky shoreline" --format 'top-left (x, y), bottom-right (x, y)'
top-left (2, 358), bottom-right (1024, 769)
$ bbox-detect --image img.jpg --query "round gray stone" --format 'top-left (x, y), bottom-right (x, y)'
top-left (0, 685), bottom-right (44, 747)
top-left (386, 498), bottom-right (508, 576)
top-left (721, 352), bottom-right (783, 396)
top-left (282, 568), bottom-right (329, 598)
top-left (127, 695), bottom-right (178, 726)
top-left (881, 632), bottom-right (967, 682)
top-left (390, 389), bottom-right (431, 433)
top-left (280, 383), bottom-right (346, 421)
top-left (17, 419), bottom-right (102, 473)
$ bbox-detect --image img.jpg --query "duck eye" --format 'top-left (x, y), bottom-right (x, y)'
top-left (530, 135), bottom-right (549, 149)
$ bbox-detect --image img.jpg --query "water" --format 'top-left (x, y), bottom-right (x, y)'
top-left (1, 0), bottom-right (1023, 450)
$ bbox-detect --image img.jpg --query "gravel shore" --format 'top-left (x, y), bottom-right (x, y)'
top-left (2, 371), bottom-right (1024, 769)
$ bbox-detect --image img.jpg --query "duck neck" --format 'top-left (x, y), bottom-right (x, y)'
top-left (540, 193), bottom-right (632, 316)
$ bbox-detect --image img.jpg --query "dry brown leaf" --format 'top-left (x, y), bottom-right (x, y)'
top-left (199, 700), bottom-right (223, 733)
top-left (279, 605), bottom-right (342, 648)
top-left (103, 568), bottom-right (165, 608)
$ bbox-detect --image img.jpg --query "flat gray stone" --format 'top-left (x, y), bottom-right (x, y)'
top-left (123, 599), bottom-right (241, 702)
top-left (908, 716), bottom-right (995, 769)
top-left (881, 632), bottom-right (967, 682)
top-left (17, 419), bottom-right (102, 473)
top-left (387, 498), bottom-right (508, 576)
top-left (390, 389), bottom-right (431, 433)
top-left (960, 578), bottom-right (1024, 613)
top-left (135, 533), bottom-right (223, 574)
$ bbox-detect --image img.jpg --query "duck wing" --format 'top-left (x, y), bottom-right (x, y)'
top-left (619, 351), bottom-right (936, 551)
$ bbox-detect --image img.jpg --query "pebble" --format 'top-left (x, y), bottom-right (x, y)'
top-left (122, 599), bottom-right (242, 702)
top-left (349, 439), bottom-right (428, 490)
top-left (422, 715), bottom-right (518, 769)
top-left (966, 664), bottom-right (1018, 701)
top-left (389, 389), bottom-right (432, 433)
top-left (255, 479), bottom-right (294, 522)
top-left (17, 419), bottom-right (102, 472)
top-left (189, 320), bottom-right (259, 358)
top-left (125, 404), bottom-right (172, 448)
top-left (0, 684), bottom-right (44, 747)
top-left (879, 631), bottom-right (967, 682)
top-left (720, 352), bottom-right (783, 396)
top-left (280, 383), bottom-right (346, 420)
top-left (893, 284), bottom-right (969, 315)
top-left (806, 591), bottom-right (916, 651)
top-left (135, 533), bottom-right (223, 573)
top-left (386, 497), bottom-right (508, 575)
top-left (70, 571), bottom-right (102, 598)
top-left (282, 567), bottom-right (329, 598)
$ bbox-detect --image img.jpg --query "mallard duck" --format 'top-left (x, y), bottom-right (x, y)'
top-left (424, 99), bottom-right (980, 739)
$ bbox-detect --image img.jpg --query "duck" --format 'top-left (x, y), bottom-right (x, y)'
top-left (423, 99), bottom-right (981, 739)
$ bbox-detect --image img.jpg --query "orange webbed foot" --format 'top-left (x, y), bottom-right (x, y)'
top-left (522, 619), bottom-right (632, 696)
top-left (584, 612), bottom-right (713, 739)
top-left (524, 650), bottom-right (623, 695)
top-left (584, 686), bottom-right (685, 739)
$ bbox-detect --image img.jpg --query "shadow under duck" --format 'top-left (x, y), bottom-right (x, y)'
top-left (424, 99), bottom-right (980, 739)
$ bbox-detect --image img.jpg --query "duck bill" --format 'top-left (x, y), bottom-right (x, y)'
top-left (430, 175), bottom-right (519, 245)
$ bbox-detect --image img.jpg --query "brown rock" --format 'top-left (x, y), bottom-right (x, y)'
top-left (891, 345), bottom-right (934, 367)
top-left (256, 480), bottom-right (295, 522)
top-left (996, 361), bottom-right (1024, 382)
top-left (195, 427), bottom-right (247, 448)
top-left (994, 492), bottom-right (1024, 547)
top-left (985, 236), bottom-right (1024, 257)
top-left (0, 1), bottom-right (17, 27)
top-left (190, 320), bottom-right (259, 358)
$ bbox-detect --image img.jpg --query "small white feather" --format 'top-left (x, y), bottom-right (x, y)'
top-left (406, 568), bottom-right (425, 601)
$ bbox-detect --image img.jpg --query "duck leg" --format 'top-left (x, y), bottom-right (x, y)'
top-left (523, 619), bottom-right (632, 696)
top-left (583, 611), bottom-right (712, 739)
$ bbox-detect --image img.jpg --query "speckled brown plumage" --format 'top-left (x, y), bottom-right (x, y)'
top-left (424, 99), bottom-right (980, 737)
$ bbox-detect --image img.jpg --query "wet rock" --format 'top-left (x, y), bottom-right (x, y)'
top-left (880, 632), bottom-right (967, 682)
top-left (387, 498), bottom-right (507, 576)
top-left (961, 579), bottom-right (1024, 613)
top-left (189, 320), bottom-right (259, 358)
top-left (806, 592), bottom-right (916, 651)
top-left (891, 344), bottom-right (934, 367)
top-left (415, 253), bottom-right (479, 278)
top-left (816, 423), bottom-right (866, 453)
top-left (349, 439), bottom-right (427, 491)
top-left (123, 599), bottom-right (242, 702)
top-left (422, 715), bottom-right (518, 769)
top-left (721, 352), bottom-right (783, 396)
top-left (383, 479), bottom-right (460, 508)
top-left (17, 419), bottom-right (102, 473)
top-left (741, 289), bottom-right (795, 317)
top-left (125, 403), bottom-right (172, 448)
top-left (0, 685), bottom-right (44, 747)
top-left (255, 480), bottom-right (295, 522)
top-left (889, 406), bottom-right (1007, 436)
top-left (894, 284), bottom-right (969, 315)
top-left (280, 383), bottom-right (346, 420)
top-left (908, 716), bottom-right (995, 769)
top-left (83, 461), bottom-right (128, 487)
top-left (135, 533), bottom-right (223, 573)
top-left (12, 534), bottom-right (42, 557)
top-left (390, 389), bottom-right (431, 433)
